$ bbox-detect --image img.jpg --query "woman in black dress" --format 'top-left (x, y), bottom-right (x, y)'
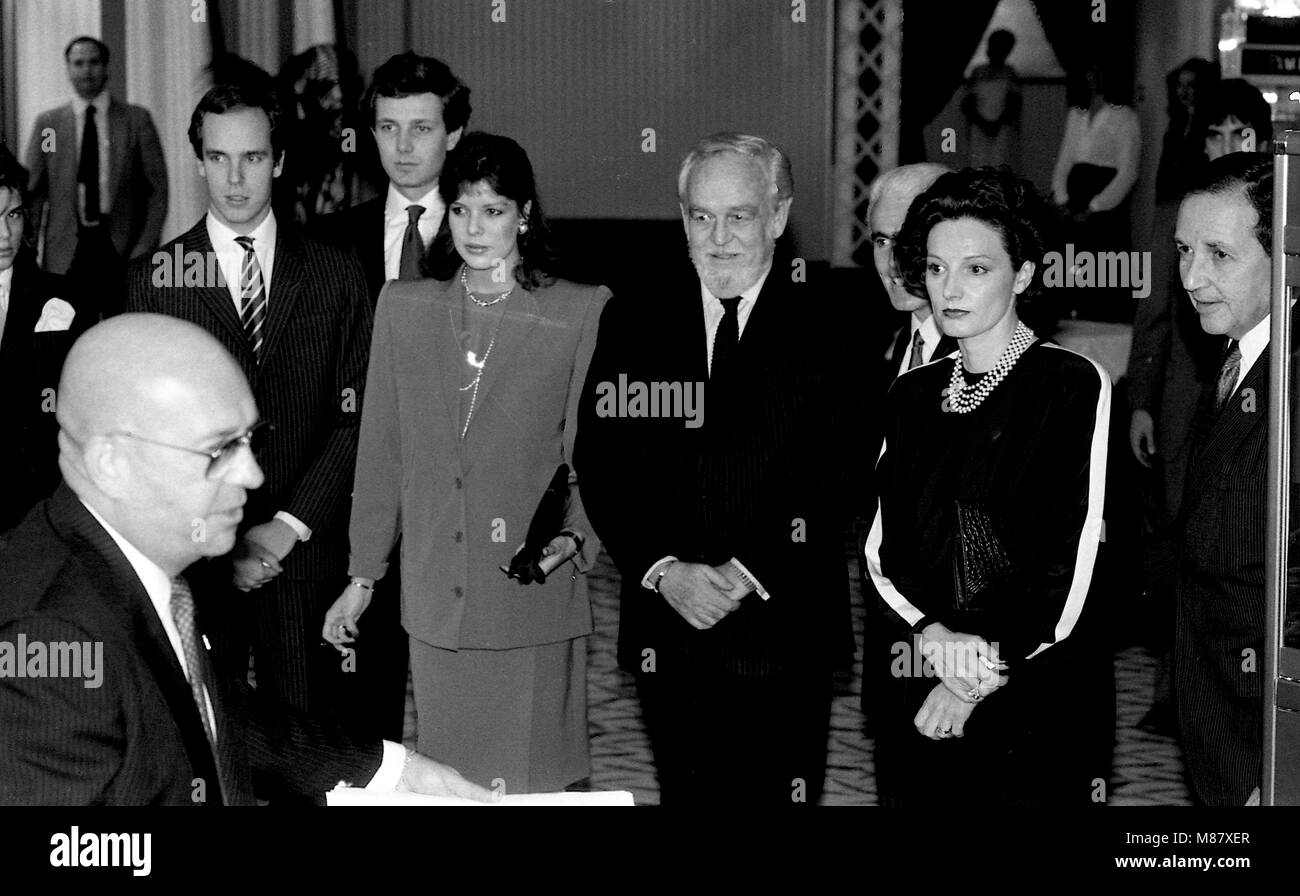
top-left (863, 167), bottom-right (1112, 805)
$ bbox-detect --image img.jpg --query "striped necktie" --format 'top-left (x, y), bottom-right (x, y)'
top-left (1215, 339), bottom-right (1242, 412)
top-left (234, 235), bottom-right (267, 359)
top-left (169, 576), bottom-right (217, 749)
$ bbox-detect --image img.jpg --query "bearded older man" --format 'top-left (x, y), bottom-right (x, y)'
top-left (577, 133), bottom-right (863, 805)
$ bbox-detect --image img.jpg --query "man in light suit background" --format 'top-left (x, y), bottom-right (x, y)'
top-left (313, 53), bottom-right (471, 739)
top-left (125, 80), bottom-right (372, 741)
top-left (0, 313), bottom-right (492, 805)
top-left (24, 36), bottom-right (168, 318)
top-left (1173, 152), bottom-right (1276, 806)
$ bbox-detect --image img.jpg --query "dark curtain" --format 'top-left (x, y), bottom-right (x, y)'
top-left (899, 0), bottom-right (999, 163)
top-left (1030, 0), bottom-right (1137, 101)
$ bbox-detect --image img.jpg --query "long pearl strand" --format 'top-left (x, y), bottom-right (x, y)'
top-left (942, 322), bottom-right (1036, 414)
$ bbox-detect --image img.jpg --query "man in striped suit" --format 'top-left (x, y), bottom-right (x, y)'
top-left (1173, 152), bottom-right (1274, 806)
top-left (125, 81), bottom-right (372, 733)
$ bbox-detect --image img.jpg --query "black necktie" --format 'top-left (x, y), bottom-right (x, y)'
top-left (908, 328), bottom-right (925, 371)
top-left (79, 105), bottom-right (100, 224)
top-left (169, 577), bottom-right (216, 749)
top-left (398, 204), bottom-right (425, 280)
top-left (1215, 339), bottom-right (1242, 412)
top-left (711, 297), bottom-right (742, 379)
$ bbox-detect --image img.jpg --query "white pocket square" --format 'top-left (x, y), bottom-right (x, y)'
top-left (34, 298), bottom-right (76, 333)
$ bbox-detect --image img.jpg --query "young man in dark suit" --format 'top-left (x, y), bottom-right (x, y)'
top-left (24, 36), bottom-right (168, 318)
top-left (0, 144), bottom-right (88, 533)
top-left (1173, 152), bottom-right (1275, 806)
top-left (578, 133), bottom-right (863, 805)
top-left (312, 53), bottom-right (470, 740)
top-left (0, 314), bottom-right (492, 804)
top-left (124, 81), bottom-right (372, 730)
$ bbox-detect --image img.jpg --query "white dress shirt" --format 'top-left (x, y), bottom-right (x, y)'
top-left (0, 267), bottom-right (12, 343)
top-left (71, 91), bottom-right (111, 217)
top-left (204, 210), bottom-right (311, 543)
top-left (1234, 313), bottom-right (1271, 396)
top-left (894, 312), bottom-right (944, 379)
top-left (700, 265), bottom-right (770, 375)
top-left (80, 500), bottom-right (405, 789)
top-left (1050, 104), bottom-right (1141, 213)
top-left (383, 183), bottom-right (444, 281)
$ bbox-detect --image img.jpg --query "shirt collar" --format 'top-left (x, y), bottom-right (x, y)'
top-left (72, 91), bottom-right (110, 118)
top-left (910, 311), bottom-right (941, 344)
top-left (699, 263), bottom-right (772, 307)
top-left (79, 499), bottom-right (175, 612)
top-left (1238, 312), bottom-right (1271, 377)
top-left (206, 207), bottom-right (277, 254)
top-left (0, 267), bottom-right (11, 314)
top-left (385, 182), bottom-right (443, 223)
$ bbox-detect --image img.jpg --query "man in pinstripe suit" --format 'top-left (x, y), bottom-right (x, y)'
top-left (1173, 152), bottom-right (1275, 806)
top-left (125, 81), bottom-right (372, 729)
top-left (0, 314), bottom-right (491, 804)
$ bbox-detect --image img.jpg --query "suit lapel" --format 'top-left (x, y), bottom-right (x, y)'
top-left (45, 485), bottom-right (229, 804)
top-left (106, 99), bottom-right (128, 201)
top-left (261, 226), bottom-right (306, 363)
top-left (180, 222), bottom-right (250, 355)
top-left (364, 200), bottom-right (386, 297)
top-left (0, 262), bottom-right (45, 360)
top-left (1187, 344), bottom-right (1269, 497)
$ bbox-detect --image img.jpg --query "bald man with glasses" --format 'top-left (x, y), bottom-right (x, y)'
top-left (0, 314), bottom-right (493, 804)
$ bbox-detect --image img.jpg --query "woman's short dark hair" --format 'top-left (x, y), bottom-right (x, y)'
top-left (1197, 78), bottom-right (1273, 146)
top-left (188, 81), bottom-right (286, 162)
top-left (895, 166), bottom-right (1053, 302)
top-left (424, 132), bottom-right (556, 290)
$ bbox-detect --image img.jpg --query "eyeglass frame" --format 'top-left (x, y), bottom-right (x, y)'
top-left (109, 420), bottom-right (273, 480)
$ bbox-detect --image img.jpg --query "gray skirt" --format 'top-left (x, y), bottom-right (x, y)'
top-left (408, 635), bottom-right (589, 794)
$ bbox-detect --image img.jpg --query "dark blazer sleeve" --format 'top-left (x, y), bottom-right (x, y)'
top-left (561, 285), bottom-right (611, 572)
top-left (1127, 269), bottom-right (1172, 415)
top-left (128, 107), bottom-right (169, 260)
top-left (278, 249), bottom-right (374, 534)
top-left (0, 615), bottom-right (127, 804)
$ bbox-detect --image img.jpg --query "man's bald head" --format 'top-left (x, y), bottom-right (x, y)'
top-left (868, 163), bottom-right (952, 316)
top-left (58, 314), bottom-right (263, 576)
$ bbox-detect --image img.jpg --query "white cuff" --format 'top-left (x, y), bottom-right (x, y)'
top-left (364, 740), bottom-right (408, 791)
top-left (640, 556), bottom-right (678, 590)
top-left (274, 511), bottom-right (312, 543)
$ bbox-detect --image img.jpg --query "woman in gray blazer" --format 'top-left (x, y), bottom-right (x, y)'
top-left (323, 133), bottom-right (609, 793)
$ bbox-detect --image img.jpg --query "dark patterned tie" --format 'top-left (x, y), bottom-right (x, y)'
top-left (234, 236), bottom-right (267, 359)
top-left (711, 297), bottom-right (741, 379)
top-left (79, 105), bottom-right (100, 224)
top-left (1215, 339), bottom-right (1242, 412)
top-left (169, 577), bottom-right (217, 749)
top-left (908, 328), bottom-right (925, 371)
top-left (398, 204), bottom-right (425, 280)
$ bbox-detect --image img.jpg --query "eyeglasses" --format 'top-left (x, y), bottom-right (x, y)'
top-left (111, 421), bottom-right (272, 480)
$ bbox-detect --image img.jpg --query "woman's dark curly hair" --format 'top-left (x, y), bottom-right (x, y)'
top-left (422, 131), bottom-right (557, 290)
top-left (894, 165), bottom-right (1053, 304)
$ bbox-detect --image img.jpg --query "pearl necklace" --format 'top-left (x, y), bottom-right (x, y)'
top-left (461, 266), bottom-right (515, 306)
top-left (457, 268), bottom-right (514, 438)
top-left (942, 322), bottom-right (1035, 414)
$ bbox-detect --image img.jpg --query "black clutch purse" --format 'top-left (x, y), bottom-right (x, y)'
top-left (952, 500), bottom-right (1015, 612)
top-left (500, 464), bottom-right (572, 585)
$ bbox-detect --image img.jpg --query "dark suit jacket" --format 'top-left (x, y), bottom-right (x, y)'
top-left (1175, 328), bottom-right (1273, 806)
top-left (577, 260), bottom-right (866, 677)
top-left (25, 98), bottom-right (168, 274)
top-left (0, 485), bottom-right (382, 805)
top-left (123, 218), bottom-right (373, 579)
top-left (0, 259), bottom-right (87, 532)
top-left (314, 197), bottom-right (386, 305)
top-left (349, 275), bottom-right (608, 648)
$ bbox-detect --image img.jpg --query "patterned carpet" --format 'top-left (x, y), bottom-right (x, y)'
top-left (400, 543), bottom-right (1193, 804)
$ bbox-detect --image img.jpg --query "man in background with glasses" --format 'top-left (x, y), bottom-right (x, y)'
top-left (0, 314), bottom-right (493, 804)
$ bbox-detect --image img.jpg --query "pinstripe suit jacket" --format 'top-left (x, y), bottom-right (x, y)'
top-left (124, 217), bottom-right (373, 579)
top-left (0, 485), bottom-right (382, 805)
top-left (577, 261), bottom-right (865, 677)
top-left (1175, 330), bottom-right (1273, 806)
